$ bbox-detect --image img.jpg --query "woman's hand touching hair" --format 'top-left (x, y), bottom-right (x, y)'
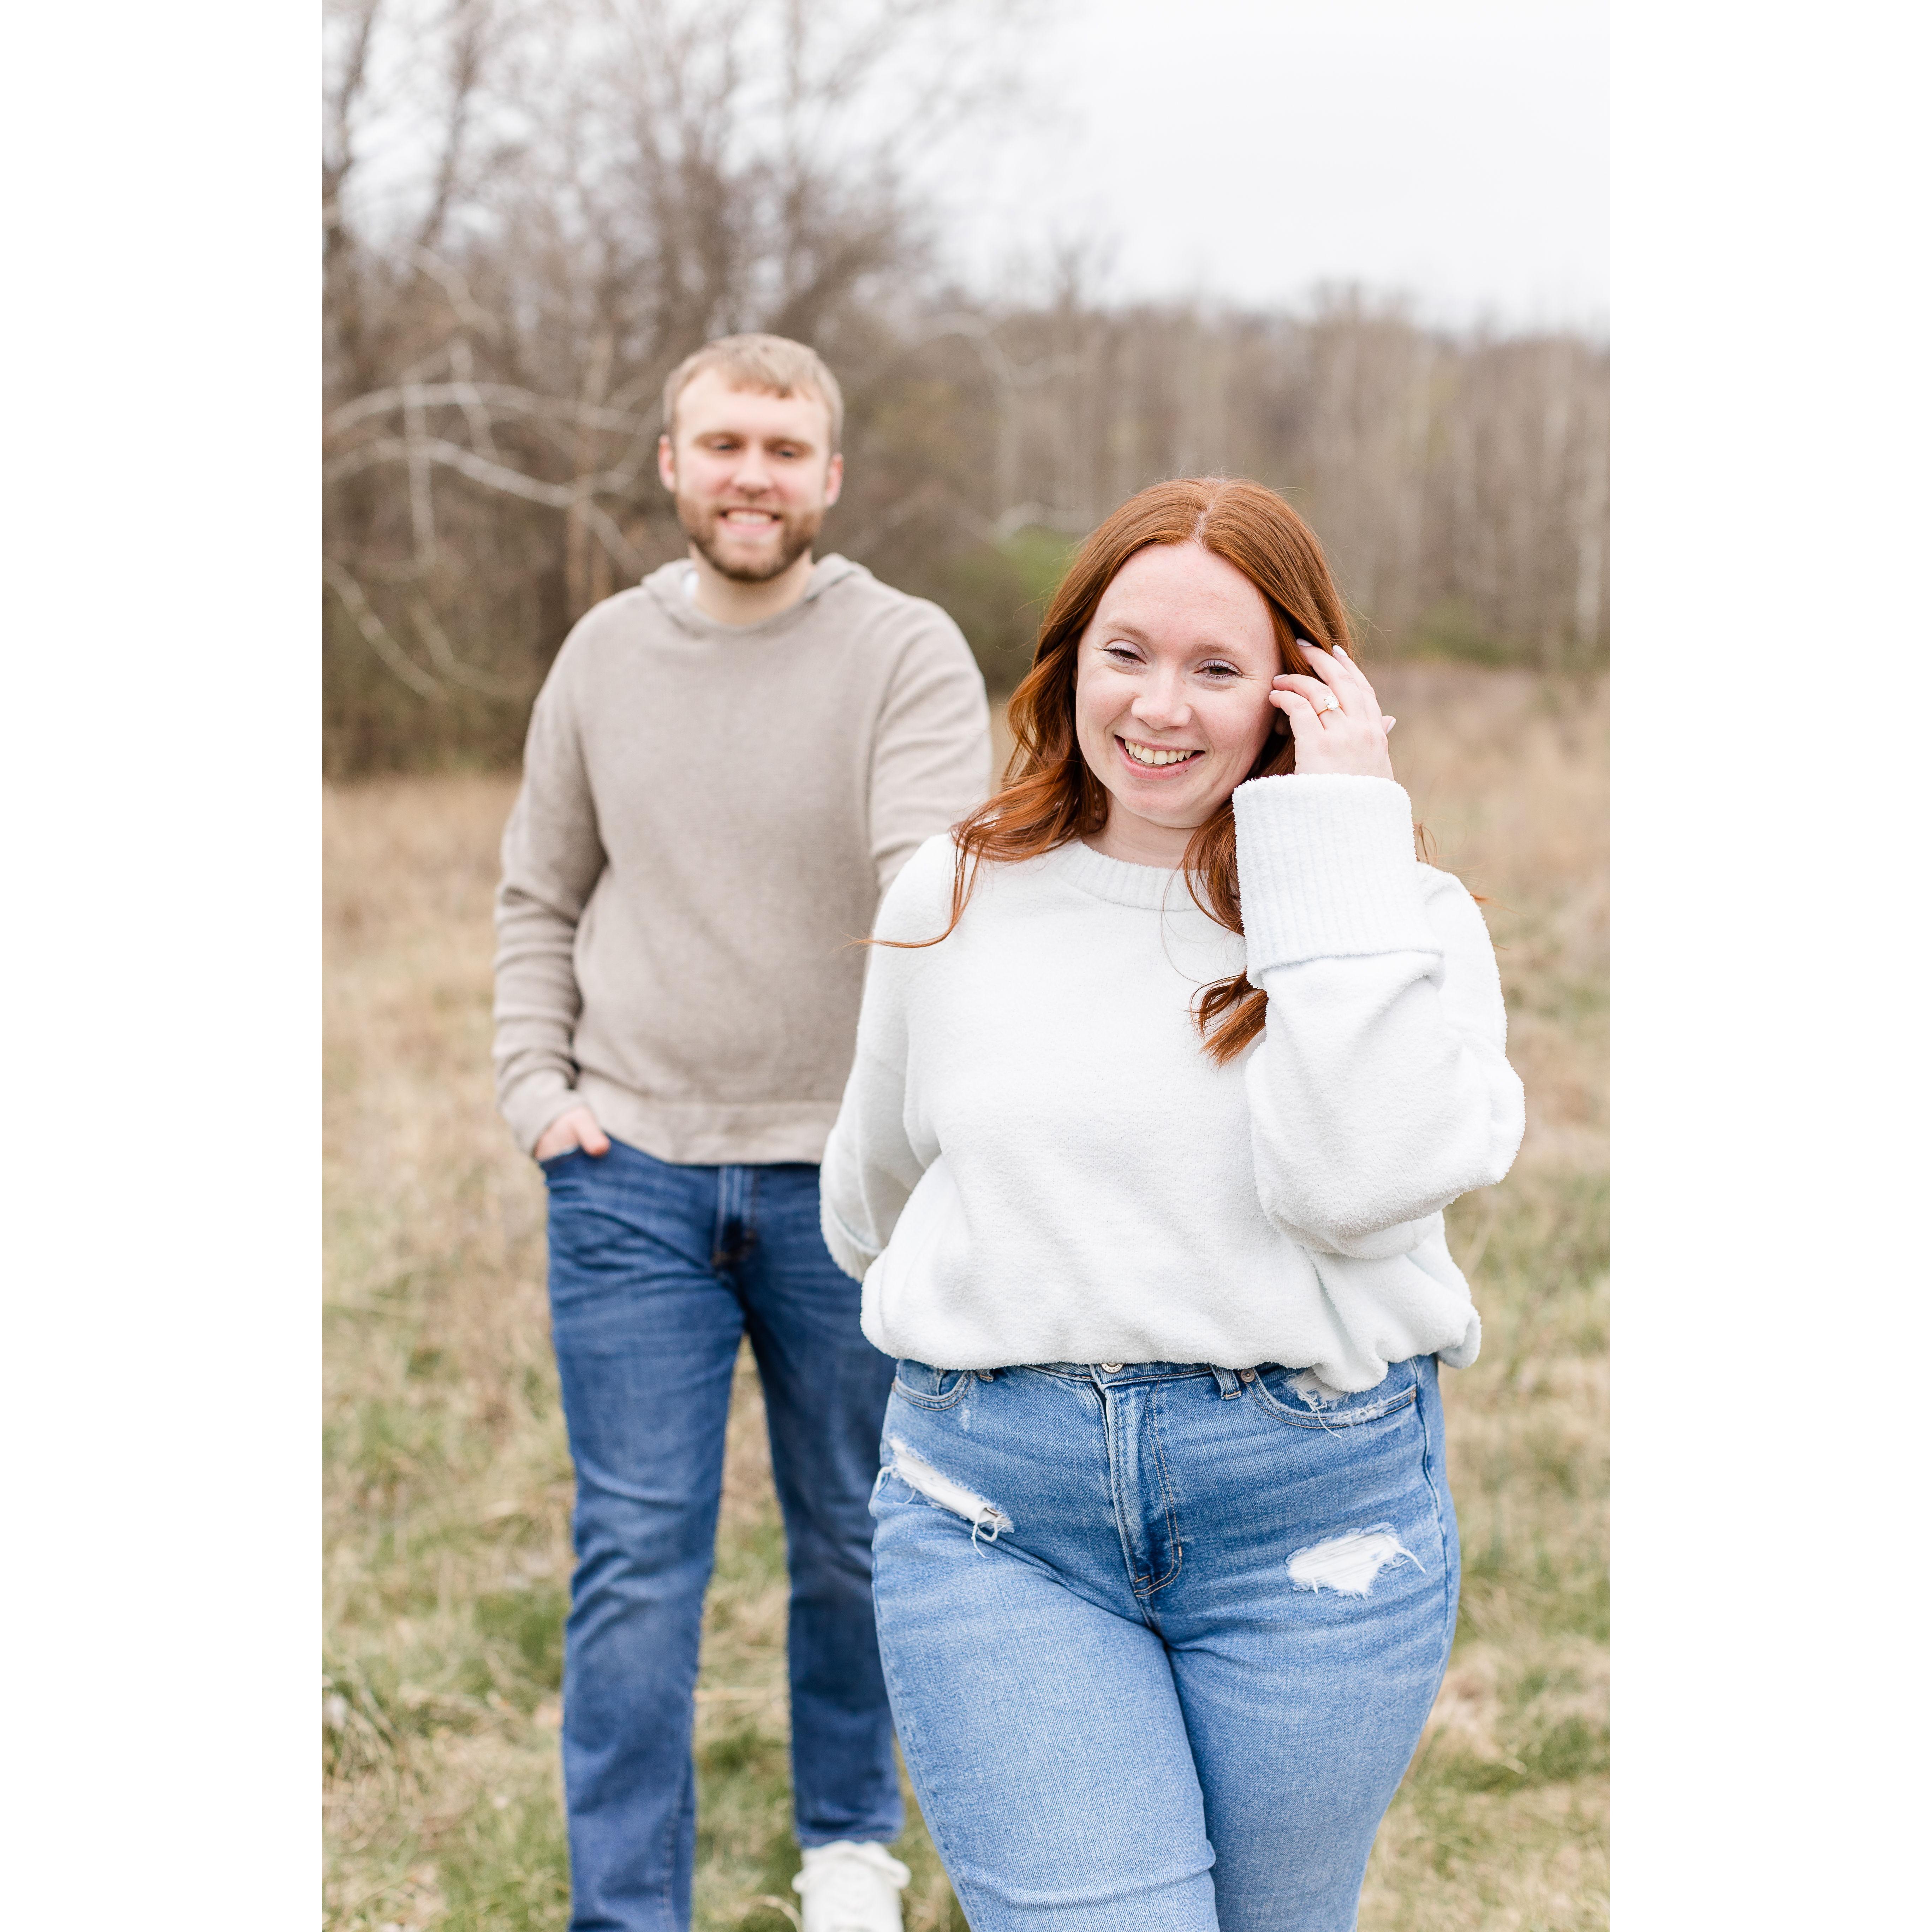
top-left (1270, 644), bottom-right (1397, 780)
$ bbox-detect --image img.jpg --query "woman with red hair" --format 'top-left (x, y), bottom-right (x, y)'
top-left (821, 477), bottom-right (1524, 1931)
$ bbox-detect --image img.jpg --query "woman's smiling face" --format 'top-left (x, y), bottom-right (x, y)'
top-left (1073, 540), bottom-right (1284, 866)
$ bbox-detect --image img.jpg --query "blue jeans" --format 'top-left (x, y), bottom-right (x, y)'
top-left (542, 1138), bottom-right (902, 1932)
top-left (870, 1355), bottom-right (1458, 1932)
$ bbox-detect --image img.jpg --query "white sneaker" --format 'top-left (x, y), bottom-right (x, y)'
top-left (791, 1840), bottom-right (911, 1932)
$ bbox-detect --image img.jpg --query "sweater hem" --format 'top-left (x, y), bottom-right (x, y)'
top-left (853, 1316), bottom-right (1481, 1390)
top-left (575, 1075), bottom-right (840, 1166)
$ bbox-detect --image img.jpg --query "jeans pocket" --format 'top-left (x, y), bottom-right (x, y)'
top-left (1247, 1358), bottom-right (1421, 1430)
top-left (891, 1359), bottom-right (974, 1411)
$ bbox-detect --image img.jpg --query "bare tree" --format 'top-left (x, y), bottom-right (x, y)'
top-left (324, 0), bottom-right (1040, 766)
top-left (323, 0), bottom-right (1607, 774)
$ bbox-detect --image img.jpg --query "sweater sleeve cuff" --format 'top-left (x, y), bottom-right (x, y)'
top-left (1232, 774), bottom-right (1437, 970)
top-left (502, 1079), bottom-right (584, 1158)
top-left (819, 1200), bottom-right (878, 1283)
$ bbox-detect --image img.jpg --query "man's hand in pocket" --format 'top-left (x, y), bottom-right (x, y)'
top-left (535, 1105), bottom-right (611, 1162)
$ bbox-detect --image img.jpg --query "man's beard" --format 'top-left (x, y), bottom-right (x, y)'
top-left (677, 492), bottom-right (823, 584)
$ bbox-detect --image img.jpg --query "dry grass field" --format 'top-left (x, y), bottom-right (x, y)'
top-left (323, 662), bottom-right (1607, 1931)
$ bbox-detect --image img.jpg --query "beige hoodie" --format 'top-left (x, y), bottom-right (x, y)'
top-left (493, 554), bottom-right (991, 1163)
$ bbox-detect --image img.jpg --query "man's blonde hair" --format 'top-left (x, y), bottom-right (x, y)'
top-left (661, 333), bottom-right (845, 452)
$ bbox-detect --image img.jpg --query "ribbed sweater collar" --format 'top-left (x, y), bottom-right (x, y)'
top-left (1049, 839), bottom-right (1200, 912)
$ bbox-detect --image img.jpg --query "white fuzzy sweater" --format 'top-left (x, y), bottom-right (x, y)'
top-left (819, 774), bottom-right (1525, 1392)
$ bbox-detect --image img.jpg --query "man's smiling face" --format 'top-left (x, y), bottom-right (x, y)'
top-left (658, 369), bottom-right (843, 584)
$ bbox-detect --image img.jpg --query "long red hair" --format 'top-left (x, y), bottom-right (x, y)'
top-left (889, 476), bottom-right (1364, 1063)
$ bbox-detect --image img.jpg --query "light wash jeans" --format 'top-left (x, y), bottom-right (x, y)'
top-left (542, 1137), bottom-right (902, 1932)
top-left (870, 1354), bottom-right (1458, 1932)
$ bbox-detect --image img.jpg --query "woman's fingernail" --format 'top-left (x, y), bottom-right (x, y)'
top-left (1334, 644), bottom-right (1349, 657)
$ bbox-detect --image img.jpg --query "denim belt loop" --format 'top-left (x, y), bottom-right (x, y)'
top-left (1210, 1365), bottom-right (1243, 1399)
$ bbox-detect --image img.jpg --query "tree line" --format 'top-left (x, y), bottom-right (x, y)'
top-left (324, 0), bottom-right (1607, 775)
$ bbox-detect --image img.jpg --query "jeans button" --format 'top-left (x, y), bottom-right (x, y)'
top-left (1100, 1362), bottom-right (1123, 1373)
top-left (1239, 1368), bottom-right (1256, 1383)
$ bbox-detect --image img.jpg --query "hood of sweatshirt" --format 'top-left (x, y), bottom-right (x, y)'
top-left (640, 552), bottom-right (867, 640)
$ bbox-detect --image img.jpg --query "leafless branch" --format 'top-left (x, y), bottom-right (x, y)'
top-left (408, 246), bottom-right (502, 339)
top-left (406, 596), bottom-right (532, 695)
top-left (415, 0), bottom-right (494, 255)
top-left (327, 382), bottom-right (658, 440)
top-left (445, 338), bottom-right (501, 458)
top-left (323, 0), bottom-right (385, 220)
top-left (573, 498), bottom-right (655, 578)
top-left (324, 435), bottom-right (643, 506)
top-left (324, 561), bottom-right (445, 699)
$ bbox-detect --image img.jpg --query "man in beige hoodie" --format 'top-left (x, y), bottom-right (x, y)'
top-left (493, 335), bottom-right (990, 1932)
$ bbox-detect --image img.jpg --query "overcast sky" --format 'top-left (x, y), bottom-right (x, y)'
top-left (949, 0), bottom-right (1609, 331)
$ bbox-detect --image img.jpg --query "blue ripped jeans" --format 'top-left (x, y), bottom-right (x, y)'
top-left (870, 1355), bottom-right (1457, 1932)
top-left (542, 1138), bottom-right (901, 1932)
